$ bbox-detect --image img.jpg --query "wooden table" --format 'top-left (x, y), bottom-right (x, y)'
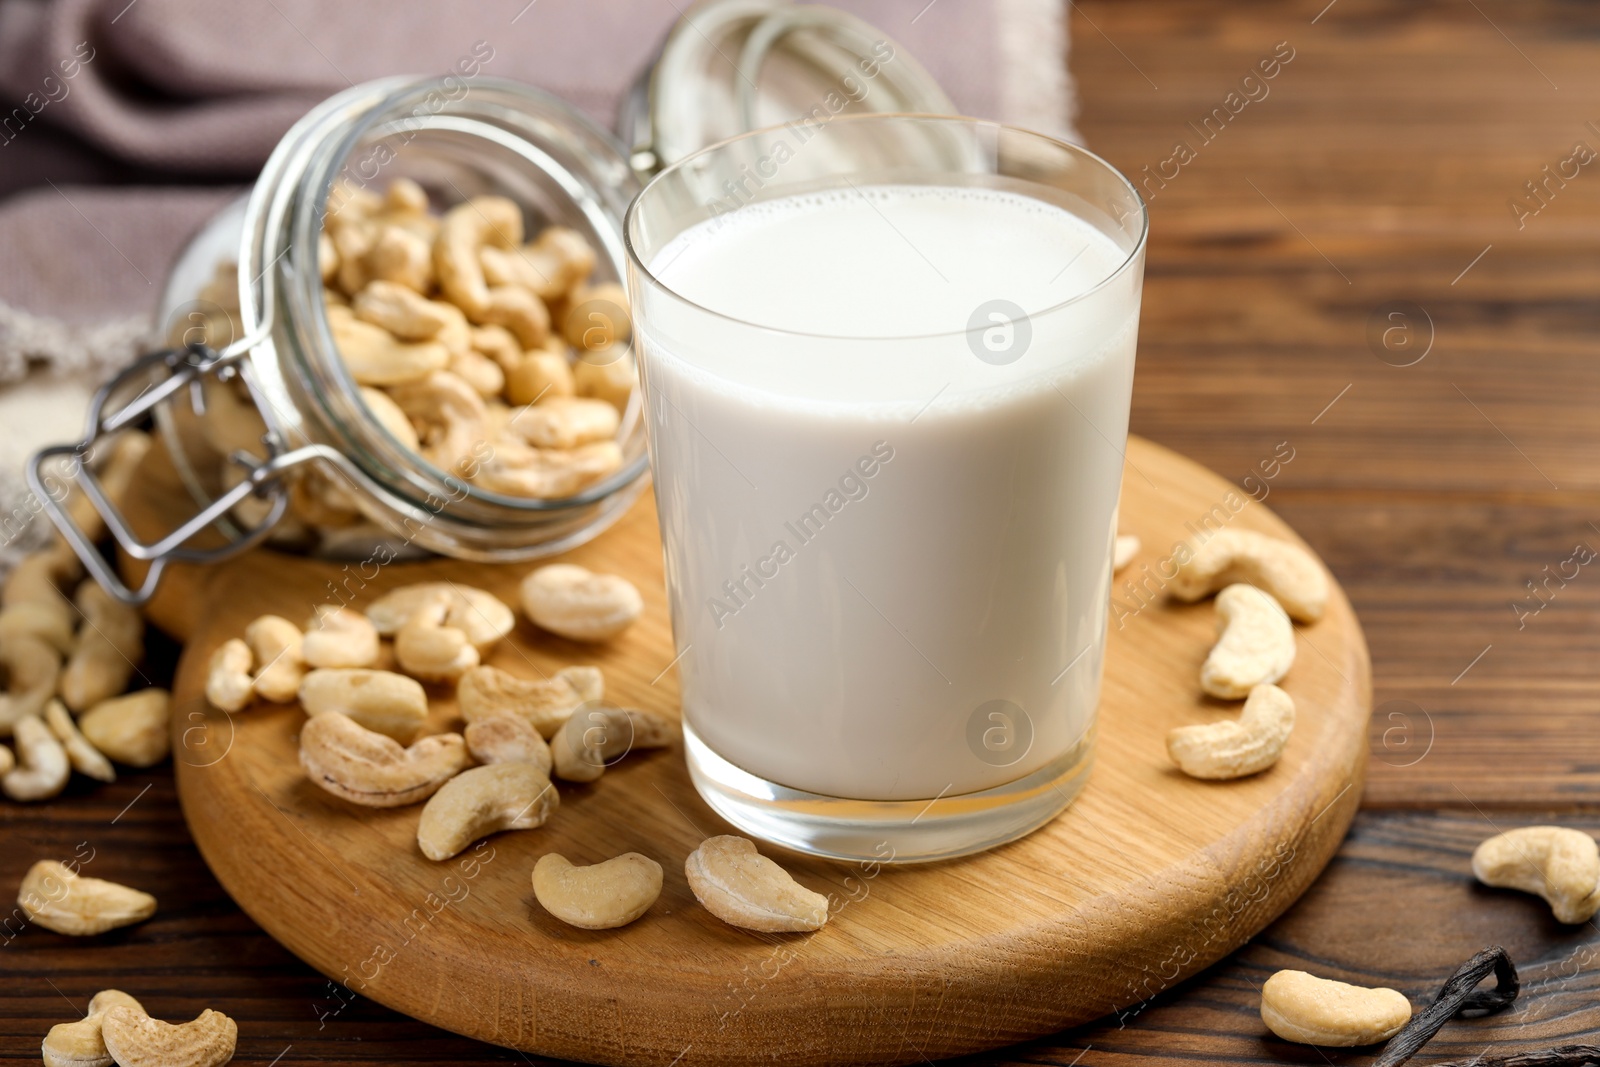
top-left (5, 1), bottom-right (1599, 1062)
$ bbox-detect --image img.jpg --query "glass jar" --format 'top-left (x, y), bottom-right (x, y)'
top-left (29, 2), bottom-right (959, 604)
top-left (32, 76), bottom-right (651, 602)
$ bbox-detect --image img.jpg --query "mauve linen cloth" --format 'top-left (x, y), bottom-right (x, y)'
top-left (0, 0), bottom-right (1074, 562)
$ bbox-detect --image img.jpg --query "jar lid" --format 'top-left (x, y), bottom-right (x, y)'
top-left (621, 0), bottom-right (957, 174)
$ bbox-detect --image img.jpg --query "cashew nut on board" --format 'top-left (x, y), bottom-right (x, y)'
top-left (1170, 528), bottom-right (1329, 622)
top-left (2, 714), bottom-right (69, 800)
top-left (1167, 683), bottom-right (1296, 780)
top-left (685, 835), bottom-right (831, 933)
top-left (549, 704), bottom-right (675, 783)
top-left (456, 664), bottom-right (603, 737)
top-left (533, 852), bottom-right (663, 930)
top-left (1200, 583), bottom-right (1296, 699)
top-left (464, 714), bottom-right (552, 772)
top-left (520, 563), bottom-right (643, 642)
top-left (299, 711), bottom-right (465, 807)
top-left (78, 690), bottom-right (170, 767)
top-left (416, 761), bottom-right (559, 861)
top-left (298, 668), bottom-right (428, 742)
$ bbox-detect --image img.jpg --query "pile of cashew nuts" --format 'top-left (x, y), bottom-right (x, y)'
top-left (198, 560), bottom-right (830, 937)
top-left (1, 432), bottom-right (170, 806)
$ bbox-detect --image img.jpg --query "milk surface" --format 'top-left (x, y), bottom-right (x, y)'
top-left (639, 184), bottom-right (1141, 801)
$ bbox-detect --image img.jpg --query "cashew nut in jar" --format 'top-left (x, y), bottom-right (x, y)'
top-left (387, 369), bottom-right (489, 479)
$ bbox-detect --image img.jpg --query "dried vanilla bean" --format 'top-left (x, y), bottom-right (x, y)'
top-left (1430, 1047), bottom-right (1600, 1067)
top-left (1371, 946), bottom-right (1519, 1067)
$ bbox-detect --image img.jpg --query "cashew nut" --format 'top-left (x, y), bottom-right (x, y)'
top-left (456, 664), bottom-right (603, 737)
top-left (449, 348), bottom-right (507, 398)
top-left (416, 761), bottom-right (558, 861)
top-left (2, 714), bottom-right (69, 800)
top-left (1170, 528), bottom-right (1328, 623)
top-left (365, 224), bottom-right (435, 292)
top-left (1200, 584), bottom-right (1296, 699)
top-left (464, 714), bottom-right (551, 772)
top-left (366, 582), bottom-right (514, 651)
top-left (1167, 683), bottom-right (1295, 780)
top-left (480, 226), bottom-right (594, 300)
top-left (685, 835), bottom-right (830, 933)
top-left (42, 989), bottom-right (146, 1067)
top-left (393, 600), bottom-right (480, 683)
top-left (520, 564), bottom-right (642, 642)
top-left (359, 386), bottom-right (421, 452)
top-left (0, 633), bottom-right (63, 735)
top-left (245, 614), bottom-right (305, 703)
top-left (329, 305), bottom-right (449, 386)
top-left (18, 860), bottom-right (156, 936)
top-left (1259, 969), bottom-right (1411, 1046)
top-left (1113, 533), bottom-right (1140, 573)
top-left (505, 349), bottom-right (576, 406)
top-left (573, 346), bottom-right (635, 411)
top-left (45, 699), bottom-right (115, 783)
top-left (204, 639), bottom-right (255, 713)
top-left (1472, 825), bottom-right (1600, 923)
top-left (480, 284), bottom-right (551, 348)
top-left (0, 743), bottom-right (12, 775)
top-left (100, 1005), bottom-right (237, 1067)
top-left (562, 281), bottom-right (631, 351)
top-left (301, 605), bottom-right (380, 669)
top-left (550, 705), bottom-right (675, 782)
top-left (78, 690), bottom-right (171, 767)
top-left (474, 440), bottom-right (623, 499)
top-left (60, 580), bottom-right (144, 712)
top-left (470, 323), bottom-right (525, 371)
top-left (0, 599), bottom-right (76, 656)
top-left (387, 370), bottom-right (489, 477)
top-left (509, 396), bottom-right (620, 450)
top-left (298, 668), bottom-right (428, 741)
top-left (533, 852), bottom-right (662, 929)
top-left (351, 279), bottom-right (453, 339)
top-left (299, 710), bottom-right (465, 807)
top-left (434, 196), bottom-right (523, 317)
top-left (3, 546), bottom-right (82, 645)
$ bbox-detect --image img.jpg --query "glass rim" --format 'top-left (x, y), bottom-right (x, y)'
top-left (623, 112), bottom-right (1150, 343)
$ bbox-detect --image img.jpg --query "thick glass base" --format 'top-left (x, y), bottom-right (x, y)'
top-left (682, 723), bottom-right (1096, 864)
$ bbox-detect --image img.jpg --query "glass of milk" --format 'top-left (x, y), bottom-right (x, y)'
top-left (625, 115), bottom-right (1147, 862)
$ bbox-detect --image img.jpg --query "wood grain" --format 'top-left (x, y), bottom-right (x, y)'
top-left (3, 0), bottom-right (1599, 1062)
top-left (162, 435), bottom-right (1367, 1066)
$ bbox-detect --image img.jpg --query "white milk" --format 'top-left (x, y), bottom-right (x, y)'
top-left (638, 184), bottom-right (1140, 801)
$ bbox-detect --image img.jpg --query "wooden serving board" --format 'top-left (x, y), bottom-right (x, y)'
top-left (145, 435), bottom-right (1369, 1067)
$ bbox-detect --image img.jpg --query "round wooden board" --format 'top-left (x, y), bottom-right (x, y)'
top-left (148, 435), bottom-right (1370, 1067)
